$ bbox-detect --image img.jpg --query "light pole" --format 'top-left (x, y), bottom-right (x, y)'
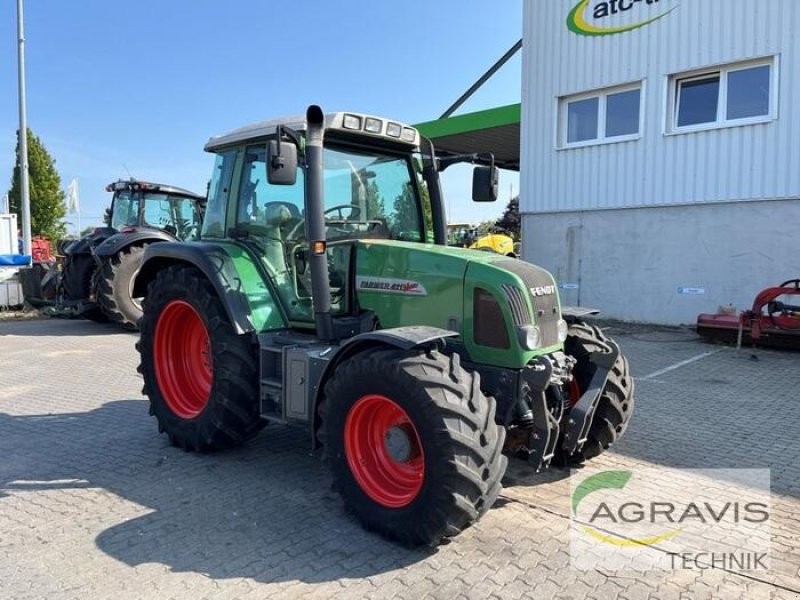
top-left (16, 0), bottom-right (32, 256)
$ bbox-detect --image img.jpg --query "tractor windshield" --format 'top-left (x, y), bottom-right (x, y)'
top-left (110, 190), bottom-right (141, 229)
top-left (232, 143), bottom-right (430, 322)
top-left (235, 144), bottom-right (427, 245)
top-left (141, 193), bottom-right (202, 241)
top-left (110, 190), bottom-right (202, 240)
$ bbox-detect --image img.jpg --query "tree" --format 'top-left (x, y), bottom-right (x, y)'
top-left (476, 220), bottom-right (496, 236)
top-left (7, 129), bottom-right (67, 241)
top-left (495, 195), bottom-right (520, 239)
top-left (392, 181), bottom-right (433, 241)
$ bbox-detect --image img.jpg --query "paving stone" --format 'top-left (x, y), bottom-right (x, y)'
top-left (1, 319), bottom-right (798, 598)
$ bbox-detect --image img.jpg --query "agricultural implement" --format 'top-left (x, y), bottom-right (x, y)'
top-left (697, 279), bottom-right (800, 349)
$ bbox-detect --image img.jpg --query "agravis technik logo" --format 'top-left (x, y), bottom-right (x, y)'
top-left (572, 470), bottom-right (682, 547)
top-left (569, 468), bottom-right (772, 571)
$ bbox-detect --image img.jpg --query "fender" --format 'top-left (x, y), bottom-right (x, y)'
top-left (94, 230), bottom-right (176, 259)
top-left (133, 242), bottom-right (258, 334)
top-left (309, 326), bottom-right (458, 448)
top-left (561, 306), bottom-right (600, 322)
top-left (62, 227), bottom-right (116, 256)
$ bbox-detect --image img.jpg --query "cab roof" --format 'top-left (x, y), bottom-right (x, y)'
top-left (204, 111), bottom-right (420, 152)
top-left (106, 179), bottom-right (204, 201)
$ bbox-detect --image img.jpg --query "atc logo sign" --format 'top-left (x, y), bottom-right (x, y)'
top-left (567, 0), bottom-right (679, 36)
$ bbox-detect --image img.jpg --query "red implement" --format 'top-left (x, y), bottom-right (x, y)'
top-left (697, 279), bottom-right (800, 349)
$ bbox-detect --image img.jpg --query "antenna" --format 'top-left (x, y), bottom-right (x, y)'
top-left (122, 163), bottom-right (134, 180)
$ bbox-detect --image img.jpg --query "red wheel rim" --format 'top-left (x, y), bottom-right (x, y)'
top-left (344, 394), bottom-right (425, 508)
top-left (154, 300), bottom-right (212, 419)
top-left (568, 378), bottom-right (582, 406)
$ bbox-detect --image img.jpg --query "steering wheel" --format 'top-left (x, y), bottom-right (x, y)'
top-left (325, 203), bottom-right (361, 221)
top-left (779, 279), bottom-right (800, 290)
top-left (286, 204), bottom-right (362, 241)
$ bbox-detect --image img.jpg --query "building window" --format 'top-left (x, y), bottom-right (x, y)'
top-left (671, 58), bottom-right (775, 132)
top-left (560, 83), bottom-right (642, 148)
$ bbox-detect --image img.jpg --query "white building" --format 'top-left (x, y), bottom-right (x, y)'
top-left (520, 0), bottom-right (800, 324)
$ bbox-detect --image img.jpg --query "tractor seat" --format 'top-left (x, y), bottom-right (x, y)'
top-left (261, 203), bottom-right (296, 275)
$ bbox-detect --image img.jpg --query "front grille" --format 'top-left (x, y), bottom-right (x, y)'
top-left (501, 284), bottom-right (531, 326)
top-left (496, 259), bottom-right (561, 348)
top-left (474, 288), bottom-right (510, 349)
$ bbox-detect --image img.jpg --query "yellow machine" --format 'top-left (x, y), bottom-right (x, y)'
top-left (447, 223), bottom-right (517, 257)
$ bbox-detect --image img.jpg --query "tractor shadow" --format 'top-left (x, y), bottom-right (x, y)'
top-left (0, 318), bottom-right (132, 337)
top-left (0, 401), bottom-right (426, 584)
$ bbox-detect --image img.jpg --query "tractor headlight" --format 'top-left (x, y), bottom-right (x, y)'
top-left (557, 319), bottom-right (569, 343)
top-left (517, 325), bottom-right (541, 350)
top-left (342, 114), bottom-right (362, 130)
top-left (401, 127), bottom-right (417, 142)
top-left (386, 122), bottom-right (402, 138)
top-left (364, 117), bottom-right (382, 133)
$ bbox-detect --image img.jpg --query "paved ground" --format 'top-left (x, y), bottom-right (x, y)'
top-left (1, 318), bottom-right (799, 599)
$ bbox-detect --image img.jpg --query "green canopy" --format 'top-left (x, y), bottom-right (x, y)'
top-left (415, 103), bottom-right (521, 171)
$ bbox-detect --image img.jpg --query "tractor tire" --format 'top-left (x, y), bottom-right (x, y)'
top-left (137, 264), bottom-right (265, 451)
top-left (62, 253), bottom-right (107, 323)
top-left (95, 245), bottom-right (147, 330)
top-left (560, 320), bottom-right (634, 463)
top-left (318, 348), bottom-right (507, 546)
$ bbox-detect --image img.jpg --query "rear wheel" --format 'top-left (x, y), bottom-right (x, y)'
top-left (559, 321), bottom-right (634, 463)
top-left (95, 245), bottom-right (147, 330)
top-left (137, 264), bottom-right (264, 451)
top-left (319, 348), bottom-right (507, 546)
top-left (62, 253), bottom-right (107, 322)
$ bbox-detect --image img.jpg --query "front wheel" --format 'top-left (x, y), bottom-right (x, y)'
top-left (319, 348), bottom-right (507, 546)
top-left (62, 253), bottom-right (107, 322)
top-left (137, 264), bottom-right (264, 451)
top-left (559, 320), bottom-right (634, 463)
top-left (95, 245), bottom-right (147, 330)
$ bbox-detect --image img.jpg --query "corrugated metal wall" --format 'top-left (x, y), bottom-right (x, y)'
top-left (521, 0), bottom-right (800, 213)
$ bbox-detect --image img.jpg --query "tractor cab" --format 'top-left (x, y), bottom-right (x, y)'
top-left (107, 179), bottom-right (205, 241)
top-left (199, 110), bottom-right (495, 332)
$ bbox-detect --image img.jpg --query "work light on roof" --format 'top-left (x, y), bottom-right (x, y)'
top-left (386, 122), bottom-right (402, 138)
top-left (401, 127), bottom-right (416, 142)
top-left (364, 118), bottom-right (382, 133)
top-left (342, 114), bottom-right (362, 130)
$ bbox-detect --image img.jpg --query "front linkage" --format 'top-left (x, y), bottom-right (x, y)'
top-left (479, 320), bottom-right (630, 471)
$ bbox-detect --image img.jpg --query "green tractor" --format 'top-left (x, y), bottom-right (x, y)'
top-left (134, 106), bottom-right (634, 546)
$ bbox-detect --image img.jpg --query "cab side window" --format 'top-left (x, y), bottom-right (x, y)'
top-left (202, 150), bottom-right (237, 238)
top-left (235, 145), bottom-right (304, 232)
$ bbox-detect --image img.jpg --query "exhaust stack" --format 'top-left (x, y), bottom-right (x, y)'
top-left (304, 105), bottom-right (334, 341)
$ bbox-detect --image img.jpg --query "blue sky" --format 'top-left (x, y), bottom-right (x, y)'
top-left (0, 1), bottom-right (521, 234)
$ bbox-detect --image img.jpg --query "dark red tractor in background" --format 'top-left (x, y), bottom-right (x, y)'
top-left (21, 179), bottom-right (204, 329)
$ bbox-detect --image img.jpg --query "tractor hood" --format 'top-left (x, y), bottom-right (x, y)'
top-left (355, 240), bottom-right (563, 369)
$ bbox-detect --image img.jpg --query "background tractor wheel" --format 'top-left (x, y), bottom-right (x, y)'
top-left (560, 320), bottom-right (634, 463)
top-left (137, 264), bottom-right (264, 451)
top-left (95, 245), bottom-right (147, 330)
top-left (319, 348), bottom-right (507, 546)
top-left (62, 253), bottom-right (107, 323)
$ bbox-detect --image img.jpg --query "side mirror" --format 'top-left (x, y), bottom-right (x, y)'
top-left (472, 165), bottom-right (498, 202)
top-left (267, 139), bottom-right (298, 185)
